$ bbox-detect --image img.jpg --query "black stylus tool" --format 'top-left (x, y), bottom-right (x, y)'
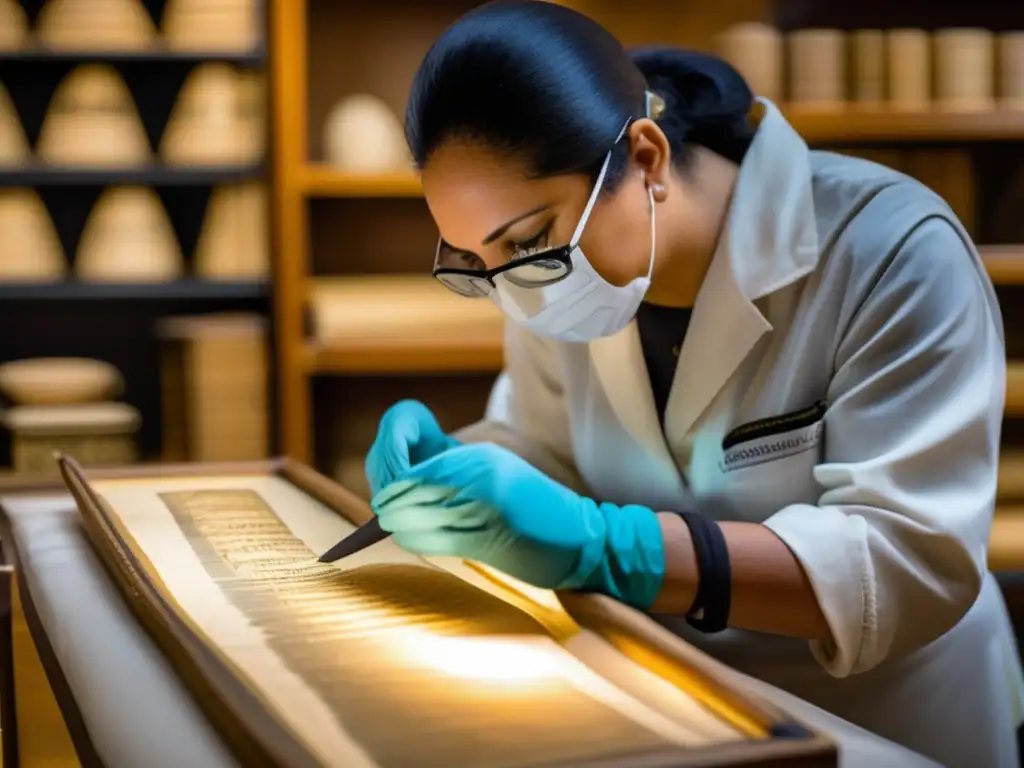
top-left (318, 517), bottom-right (390, 563)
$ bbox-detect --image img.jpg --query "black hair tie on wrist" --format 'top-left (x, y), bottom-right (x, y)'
top-left (675, 511), bottom-right (732, 633)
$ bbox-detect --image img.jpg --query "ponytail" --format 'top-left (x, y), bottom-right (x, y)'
top-left (630, 47), bottom-right (755, 165)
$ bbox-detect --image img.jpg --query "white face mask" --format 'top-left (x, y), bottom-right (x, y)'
top-left (490, 151), bottom-right (657, 343)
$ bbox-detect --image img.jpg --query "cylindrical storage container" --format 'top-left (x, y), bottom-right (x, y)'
top-left (887, 29), bottom-right (931, 111)
top-left (788, 29), bottom-right (846, 110)
top-left (934, 28), bottom-right (995, 111)
top-left (715, 23), bottom-right (784, 104)
top-left (999, 32), bottom-right (1024, 109)
top-left (851, 30), bottom-right (886, 108)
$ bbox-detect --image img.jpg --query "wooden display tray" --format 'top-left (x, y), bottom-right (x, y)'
top-left (17, 457), bottom-right (835, 767)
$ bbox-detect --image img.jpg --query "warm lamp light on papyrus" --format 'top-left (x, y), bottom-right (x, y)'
top-left (401, 634), bottom-right (565, 684)
top-left (36, 0), bottom-right (156, 51)
top-left (0, 189), bottom-right (66, 283)
top-left (38, 65), bottom-right (152, 167)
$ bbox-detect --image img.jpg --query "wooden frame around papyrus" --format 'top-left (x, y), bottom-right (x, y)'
top-left (50, 455), bottom-right (836, 768)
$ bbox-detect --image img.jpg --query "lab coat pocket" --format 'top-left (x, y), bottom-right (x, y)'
top-left (718, 410), bottom-right (825, 522)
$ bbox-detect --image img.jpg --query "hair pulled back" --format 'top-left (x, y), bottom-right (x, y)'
top-left (405, 1), bottom-right (755, 190)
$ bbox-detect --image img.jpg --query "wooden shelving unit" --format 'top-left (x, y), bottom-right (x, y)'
top-left (0, 0), bottom-right (274, 464)
top-left (301, 165), bottom-right (421, 198)
top-left (0, 163), bottom-right (266, 187)
top-left (269, 0), bottom-right (1024, 500)
top-left (786, 109), bottom-right (1024, 144)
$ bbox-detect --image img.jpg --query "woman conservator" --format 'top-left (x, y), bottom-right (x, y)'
top-left (363, 3), bottom-right (1024, 765)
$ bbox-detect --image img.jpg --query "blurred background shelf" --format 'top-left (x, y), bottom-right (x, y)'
top-left (982, 245), bottom-right (1024, 284)
top-left (0, 49), bottom-right (267, 65)
top-left (785, 109), bottom-right (1024, 144)
top-left (1007, 363), bottom-right (1024, 415)
top-left (261, 0), bottom-right (1024, 511)
top-left (300, 166), bottom-right (420, 197)
top-left (0, 280), bottom-right (269, 301)
top-left (0, 0), bottom-right (274, 472)
top-left (0, 164), bottom-right (267, 186)
top-left (306, 336), bottom-right (503, 375)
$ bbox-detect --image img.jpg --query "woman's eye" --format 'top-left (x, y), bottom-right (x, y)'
top-left (510, 226), bottom-right (551, 259)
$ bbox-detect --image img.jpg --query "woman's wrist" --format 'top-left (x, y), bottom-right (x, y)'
top-left (568, 502), bottom-right (667, 610)
top-left (648, 512), bottom-right (700, 614)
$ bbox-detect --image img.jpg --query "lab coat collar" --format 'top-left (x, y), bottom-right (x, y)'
top-left (589, 100), bottom-right (821, 490)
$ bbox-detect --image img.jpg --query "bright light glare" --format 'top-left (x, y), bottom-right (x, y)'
top-left (404, 634), bottom-right (564, 683)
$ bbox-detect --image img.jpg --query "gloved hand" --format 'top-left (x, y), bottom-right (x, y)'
top-left (373, 442), bottom-right (665, 609)
top-left (364, 400), bottom-right (460, 497)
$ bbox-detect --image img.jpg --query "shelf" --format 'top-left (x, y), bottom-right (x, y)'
top-left (0, 48), bottom-right (266, 65)
top-left (990, 507), bottom-right (1024, 571)
top-left (1009, 364), bottom-right (1024, 416)
top-left (784, 108), bottom-right (1024, 143)
top-left (300, 166), bottom-right (421, 198)
top-left (1001, 450), bottom-right (1024, 501)
top-left (307, 336), bottom-right (503, 374)
top-left (298, 112), bottom-right (1024, 200)
top-left (0, 164), bottom-right (267, 187)
top-left (0, 280), bottom-right (269, 301)
top-left (982, 246), bottom-right (1024, 285)
top-left (305, 275), bottom-right (504, 374)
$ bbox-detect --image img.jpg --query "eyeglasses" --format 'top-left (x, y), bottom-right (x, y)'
top-left (432, 118), bottom-right (631, 298)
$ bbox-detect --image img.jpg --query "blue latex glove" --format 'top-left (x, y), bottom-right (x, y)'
top-left (373, 442), bottom-right (665, 609)
top-left (364, 400), bottom-right (460, 497)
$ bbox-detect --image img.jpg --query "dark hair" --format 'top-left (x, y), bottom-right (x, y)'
top-left (405, 1), bottom-right (755, 191)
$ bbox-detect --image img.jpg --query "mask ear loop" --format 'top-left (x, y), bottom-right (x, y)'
top-left (645, 185), bottom-right (656, 280)
top-left (641, 90), bottom-right (663, 282)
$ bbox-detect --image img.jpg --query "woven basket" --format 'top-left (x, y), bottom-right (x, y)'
top-left (0, 0), bottom-right (29, 51)
top-left (76, 187), bottom-right (183, 282)
top-left (324, 94), bottom-right (409, 173)
top-left (38, 65), bottom-right (152, 167)
top-left (157, 313), bottom-right (269, 462)
top-left (0, 358), bottom-right (123, 406)
top-left (161, 64), bottom-right (259, 166)
top-left (0, 81), bottom-right (29, 167)
top-left (2, 403), bottom-right (140, 474)
top-left (194, 182), bottom-right (269, 280)
top-left (162, 0), bottom-right (259, 52)
top-left (0, 188), bottom-right (66, 283)
top-left (36, 0), bottom-right (156, 51)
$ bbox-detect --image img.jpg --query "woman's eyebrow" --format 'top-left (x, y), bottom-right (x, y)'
top-left (481, 205), bottom-right (550, 245)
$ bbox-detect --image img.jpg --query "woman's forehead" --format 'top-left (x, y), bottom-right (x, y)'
top-left (421, 143), bottom-right (580, 249)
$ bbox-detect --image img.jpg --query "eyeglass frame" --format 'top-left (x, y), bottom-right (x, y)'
top-left (431, 116), bottom-right (634, 298)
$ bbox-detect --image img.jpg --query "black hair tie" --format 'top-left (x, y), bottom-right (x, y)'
top-left (675, 511), bottom-right (732, 633)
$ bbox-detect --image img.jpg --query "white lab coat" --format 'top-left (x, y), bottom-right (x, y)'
top-left (456, 100), bottom-right (1024, 767)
